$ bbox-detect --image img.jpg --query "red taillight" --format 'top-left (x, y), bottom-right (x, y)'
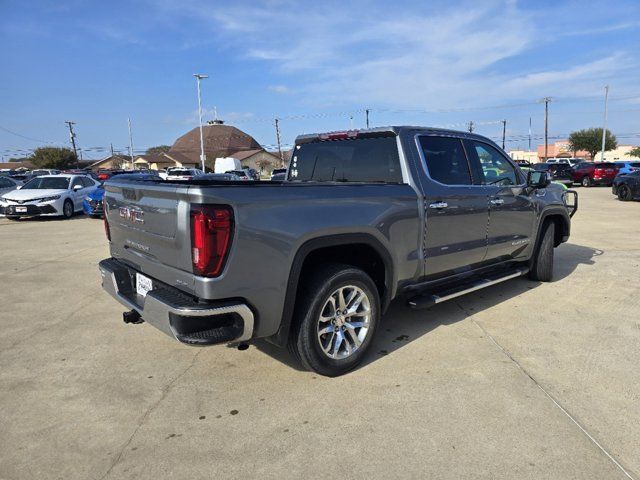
top-left (190, 205), bottom-right (233, 277)
top-left (98, 173), bottom-right (110, 180)
top-left (104, 214), bottom-right (111, 241)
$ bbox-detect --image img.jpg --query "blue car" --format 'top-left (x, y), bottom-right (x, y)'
top-left (614, 161), bottom-right (640, 175)
top-left (82, 184), bottom-right (105, 217)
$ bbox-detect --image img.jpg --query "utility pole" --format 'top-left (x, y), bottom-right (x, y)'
top-left (528, 117), bottom-right (532, 151)
top-left (365, 109), bottom-right (370, 129)
top-left (110, 143), bottom-right (114, 156)
top-left (193, 73), bottom-right (209, 171)
top-left (127, 117), bottom-right (135, 166)
top-left (467, 121), bottom-right (474, 133)
top-left (65, 121), bottom-right (78, 160)
top-left (541, 97), bottom-right (552, 161)
top-left (274, 117), bottom-right (284, 166)
top-left (501, 120), bottom-right (507, 150)
top-left (600, 85), bottom-right (609, 162)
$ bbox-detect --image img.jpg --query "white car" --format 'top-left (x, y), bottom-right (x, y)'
top-left (0, 174), bottom-right (99, 220)
top-left (164, 168), bottom-right (203, 181)
top-left (0, 176), bottom-right (23, 196)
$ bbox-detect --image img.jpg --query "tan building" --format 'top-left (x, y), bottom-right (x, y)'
top-left (89, 152), bottom-right (200, 171)
top-left (536, 141), bottom-right (590, 161)
top-left (508, 150), bottom-right (539, 163)
top-left (594, 145), bottom-right (640, 162)
top-left (232, 149), bottom-right (282, 173)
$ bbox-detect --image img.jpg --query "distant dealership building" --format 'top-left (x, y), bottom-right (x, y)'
top-left (508, 150), bottom-right (539, 163)
top-left (536, 141), bottom-right (590, 161)
top-left (594, 145), bottom-right (640, 162)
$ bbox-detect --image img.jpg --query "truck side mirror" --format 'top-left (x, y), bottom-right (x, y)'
top-left (527, 170), bottom-right (550, 189)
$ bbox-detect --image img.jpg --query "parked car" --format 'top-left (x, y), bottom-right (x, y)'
top-left (245, 168), bottom-right (260, 180)
top-left (0, 174), bottom-right (99, 220)
top-left (514, 160), bottom-right (532, 167)
top-left (226, 170), bottom-right (250, 180)
top-left (546, 158), bottom-right (583, 167)
top-left (197, 173), bottom-right (243, 182)
top-left (270, 172), bottom-right (286, 181)
top-left (31, 169), bottom-right (61, 177)
top-left (571, 162), bottom-right (619, 187)
top-left (83, 184), bottom-right (105, 217)
top-left (165, 168), bottom-right (203, 181)
top-left (612, 171), bottom-right (640, 201)
top-left (271, 168), bottom-right (287, 180)
top-left (614, 161), bottom-right (640, 175)
top-left (98, 126), bottom-right (577, 376)
top-left (0, 176), bottom-right (23, 197)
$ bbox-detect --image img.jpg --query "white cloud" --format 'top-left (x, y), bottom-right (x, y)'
top-left (268, 85), bottom-right (290, 94)
top-left (156, 0), bottom-right (639, 112)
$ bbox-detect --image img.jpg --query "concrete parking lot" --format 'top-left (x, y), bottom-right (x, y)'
top-left (0, 187), bottom-right (638, 480)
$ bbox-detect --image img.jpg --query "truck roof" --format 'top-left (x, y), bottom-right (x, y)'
top-left (295, 126), bottom-right (498, 145)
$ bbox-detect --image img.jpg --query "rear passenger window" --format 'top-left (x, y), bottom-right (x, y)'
top-left (418, 136), bottom-right (471, 185)
top-left (468, 141), bottom-right (520, 186)
top-left (289, 136), bottom-right (403, 183)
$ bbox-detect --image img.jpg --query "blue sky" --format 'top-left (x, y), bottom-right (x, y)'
top-left (1, 0), bottom-right (640, 160)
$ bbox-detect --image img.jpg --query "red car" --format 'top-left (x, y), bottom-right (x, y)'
top-left (571, 162), bottom-right (619, 187)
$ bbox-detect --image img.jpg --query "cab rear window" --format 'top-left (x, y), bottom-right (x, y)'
top-left (288, 136), bottom-right (403, 183)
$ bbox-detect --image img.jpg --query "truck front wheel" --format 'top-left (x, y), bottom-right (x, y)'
top-left (529, 222), bottom-right (555, 282)
top-left (289, 264), bottom-right (380, 377)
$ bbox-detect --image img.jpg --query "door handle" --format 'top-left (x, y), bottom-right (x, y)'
top-left (490, 198), bottom-right (505, 206)
top-left (429, 201), bottom-right (448, 209)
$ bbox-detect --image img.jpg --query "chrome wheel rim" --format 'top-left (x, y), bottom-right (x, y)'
top-left (64, 202), bottom-right (72, 217)
top-left (317, 285), bottom-right (371, 360)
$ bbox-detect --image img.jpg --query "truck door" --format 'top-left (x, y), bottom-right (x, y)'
top-left (464, 140), bottom-right (536, 262)
top-left (416, 135), bottom-right (489, 277)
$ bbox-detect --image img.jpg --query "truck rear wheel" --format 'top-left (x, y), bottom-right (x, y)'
top-left (289, 264), bottom-right (380, 377)
top-left (529, 222), bottom-right (555, 282)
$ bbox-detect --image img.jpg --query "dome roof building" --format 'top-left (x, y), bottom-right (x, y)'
top-left (169, 122), bottom-right (263, 167)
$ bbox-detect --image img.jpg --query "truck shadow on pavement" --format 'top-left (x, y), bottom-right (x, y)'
top-left (254, 243), bottom-right (603, 373)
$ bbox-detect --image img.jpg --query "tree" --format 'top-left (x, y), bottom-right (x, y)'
top-left (568, 128), bottom-right (617, 160)
top-left (146, 145), bottom-right (171, 154)
top-left (628, 146), bottom-right (640, 158)
top-left (256, 157), bottom-right (274, 174)
top-left (30, 147), bottom-right (77, 169)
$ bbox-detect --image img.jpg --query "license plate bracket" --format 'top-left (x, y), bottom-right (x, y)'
top-left (136, 273), bottom-right (153, 297)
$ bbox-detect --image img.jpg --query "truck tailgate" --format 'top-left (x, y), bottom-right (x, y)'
top-left (104, 181), bottom-right (193, 286)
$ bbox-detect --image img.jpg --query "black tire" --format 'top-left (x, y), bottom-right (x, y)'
top-left (289, 264), bottom-right (380, 377)
top-left (618, 185), bottom-right (632, 201)
top-left (581, 176), bottom-right (591, 187)
top-left (529, 222), bottom-right (555, 282)
top-left (62, 199), bottom-right (74, 219)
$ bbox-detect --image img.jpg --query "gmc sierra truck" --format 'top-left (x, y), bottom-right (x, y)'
top-left (99, 126), bottom-right (577, 376)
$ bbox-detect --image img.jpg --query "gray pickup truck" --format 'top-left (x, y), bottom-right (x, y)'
top-left (99, 126), bottom-right (577, 376)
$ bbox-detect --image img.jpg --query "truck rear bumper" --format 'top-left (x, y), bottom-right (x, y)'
top-left (99, 258), bottom-right (254, 346)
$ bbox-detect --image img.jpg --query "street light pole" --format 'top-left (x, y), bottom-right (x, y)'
top-left (194, 73), bottom-right (209, 171)
top-left (600, 85), bottom-right (609, 162)
top-left (127, 117), bottom-right (134, 167)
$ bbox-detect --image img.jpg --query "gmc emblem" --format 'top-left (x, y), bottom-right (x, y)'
top-left (119, 206), bottom-right (144, 224)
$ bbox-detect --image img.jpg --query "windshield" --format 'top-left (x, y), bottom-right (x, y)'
top-left (22, 177), bottom-right (69, 190)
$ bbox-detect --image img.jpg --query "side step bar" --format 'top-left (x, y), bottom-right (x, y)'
top-left (407, 267), bottom-right (529, 309)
